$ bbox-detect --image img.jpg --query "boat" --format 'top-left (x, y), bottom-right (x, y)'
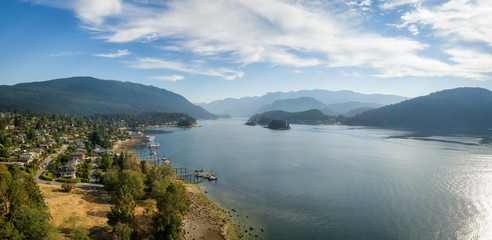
top-left (147, 141), bottom-right (160, 148)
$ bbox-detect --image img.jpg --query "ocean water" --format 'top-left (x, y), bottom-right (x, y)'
top-left (142, 119), bottom-right (492, 239)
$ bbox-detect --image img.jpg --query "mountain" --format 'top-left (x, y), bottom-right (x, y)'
top-left (247, 109), bottom-right (344, 125)
top-left (0, 77), bottom-right (215, 119)
top-left (346, 88), bottom-right (492, 131)
top-left (344, 107), bottom-right (375, 117)
top-left (256, 97), bottom-right (327, 113)
top-left (325, 102), bottom-right (382, 114)
top-left (200, 90), bottom-right (407, 117)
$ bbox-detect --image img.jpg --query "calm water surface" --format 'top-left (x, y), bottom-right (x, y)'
top-left (144, 119), bottom-right (492, 239)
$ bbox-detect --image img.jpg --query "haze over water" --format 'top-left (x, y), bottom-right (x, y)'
top-left (145, 119), bottom-right (492, 239)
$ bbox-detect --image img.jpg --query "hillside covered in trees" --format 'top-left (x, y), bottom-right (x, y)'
top-left (247, 109), bottom-right (345, 126)
top-left (0, 77), bottom-right (215, 119)
top-left (346, 88), bottom-right (492, 132)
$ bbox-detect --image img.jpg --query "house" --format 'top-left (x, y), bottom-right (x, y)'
top-left (94, 145), bottom-right (106, 156)
top-left (19, 152), bottom-right (36, 164)
top-left (0, 161), bottom-right (25, 167)
top-left (29, 148), bottom-right (44, 156)
top-left (46, 139), bottom-right (57, 146)
top-left (8, 147), bottom-right (21, 155)
top-left (69, 151), bottom-right (84, 165)
top-left (36, 135), bottom-right (45, 142)
top-left (56, 163), bottom-right (77, 179)
top-left (39, 144), bottom-right (49, 149)
top-left (75, 139), bottom-right (84, 148)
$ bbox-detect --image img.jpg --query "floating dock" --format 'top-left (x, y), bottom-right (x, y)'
top-left (174, 167), bottom-right (218, 183)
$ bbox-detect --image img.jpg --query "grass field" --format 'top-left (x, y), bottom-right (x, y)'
top-left (39, 184), bottom-right (111, 234)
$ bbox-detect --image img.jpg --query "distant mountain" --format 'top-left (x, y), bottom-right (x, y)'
top-left (320, 107), bottom-right (340, 116)
top-left (325, 102), bottom-right (382, 114)
top-left (320, 102), bottom-right (382, 116)
top-left (347, 88), bottom-right (492, 131)
top-left (344, 107), bottom-right (375, 117)
top-left (256, 97), bottom-right (327, 113)
top-left (200, 90), bottom-right (407, 117)
top-left (248, 109), bottom-right (344, 125)
top-left (0, 77), bottom-right (215, 119)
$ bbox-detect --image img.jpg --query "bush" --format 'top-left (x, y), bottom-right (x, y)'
top-left (41, 171), bottom-right (53, 181)
top-left (58, 178), bottom-right (81, 183)
top-left (62, 183), bottom-right (74, 192)
top-left (81, 178), bottom-right (90, 183)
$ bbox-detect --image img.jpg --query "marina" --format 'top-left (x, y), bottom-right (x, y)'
top-left (129, 135), bottom-right (218, 184)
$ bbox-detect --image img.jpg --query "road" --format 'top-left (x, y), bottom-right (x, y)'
top-left (34, 144), bottom-right (68, 185)
top-left (34, 145), bottom-right (104, 190)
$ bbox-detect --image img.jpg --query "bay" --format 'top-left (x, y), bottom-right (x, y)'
top-left (142, 118), bottom-right (492, 239)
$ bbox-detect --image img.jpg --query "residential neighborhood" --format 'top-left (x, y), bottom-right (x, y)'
top-left (0, 111), bottom-right (124, 183)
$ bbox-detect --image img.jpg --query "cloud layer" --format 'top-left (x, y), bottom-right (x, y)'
top-left (30, 0), bottom-right (492, 81)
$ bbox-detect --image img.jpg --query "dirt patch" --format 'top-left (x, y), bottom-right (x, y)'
top-left (182, 184), bottom-right (241, 240)
top-left (113, 139), bottom-right (140, 154)
top-left (39, 184), bottom-right (111, 234)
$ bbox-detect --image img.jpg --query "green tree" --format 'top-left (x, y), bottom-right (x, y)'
top-left (119, 170), bottom-right (145, 200)
top-left (100, 152), bottom-right (112, 169)
top-left (107, 186), bottom-right (136, 227)
top-left (113, 222), bottom-right (131, 240)
top-left (0, 146), bottom-right (9, 160)
top-left (152, 182), bottom-right (190, 240)
top-left (0, 165), bottom-right (58, 239)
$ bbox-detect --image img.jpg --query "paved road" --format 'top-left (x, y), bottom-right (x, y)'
top-left (34, 146), bottom-right (104, 190)
top-left (34, 144), bottom-right (68, 185)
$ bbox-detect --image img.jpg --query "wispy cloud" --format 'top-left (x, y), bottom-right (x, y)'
top-left (152, 75), bottom-right (184, 81)
top-left (380, 0), bottom-right (421, 10)
top-left (31, 0), bottom-right (492, 81)
top-left (49, 51), bottom-right (83, 57)
top-left (130, 58), bottom-right (244, 80)
top-left (402, 0), bottom-right (492, 47)
top-left (93, 49), bottom-right (131, 58)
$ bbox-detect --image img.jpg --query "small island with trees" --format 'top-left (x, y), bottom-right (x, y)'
top-left (267, 119), bottom-right (291, 130)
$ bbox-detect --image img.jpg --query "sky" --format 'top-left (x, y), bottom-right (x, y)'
top-left (1, 0), bottom-right (492, 103)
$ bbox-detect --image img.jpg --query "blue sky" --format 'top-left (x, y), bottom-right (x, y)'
top-left (1, 0), bottom-right (492, 103)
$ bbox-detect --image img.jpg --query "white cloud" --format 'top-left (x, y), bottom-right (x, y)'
top-left (380, 0), bottom-right (421, 10)
top-left (407, 24), bottom-right (419, 35)
top-left (74, 0), bottom-right (122, 24)
top-left (93, 49), bottom-right (131, 58)
top-left (402, 0), bottom-right (492, 46)
top-left (152, 75), bottom-right (184, 81)
top-left (28, 0), bottom-right (122, 24)
top-left (293, 70), bottom-right (303, 74)
top-left (130, 58), bottom-right (244, 80)
top-left (32, 0), bottom-right (492, 81)
top-left (49, 51), bottom-right (83, 57)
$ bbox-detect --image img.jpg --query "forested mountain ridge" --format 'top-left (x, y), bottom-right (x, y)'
top-left (347, 87), bottom-right (492, 131)
top-left (199, 89), bottom-right (407, 117)
top-left (0, 77), bottom-right (215, 119)
top-left (256, 97), bottom-right (327, 113)
top-left (248, 109), bottom-right (345, 125)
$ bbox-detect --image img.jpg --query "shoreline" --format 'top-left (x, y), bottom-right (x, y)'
top-left (113, 139), bottom-right (241, 240)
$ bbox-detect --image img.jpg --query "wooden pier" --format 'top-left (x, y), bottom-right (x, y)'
top-left (174, 167), bottom-right (218, 183)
